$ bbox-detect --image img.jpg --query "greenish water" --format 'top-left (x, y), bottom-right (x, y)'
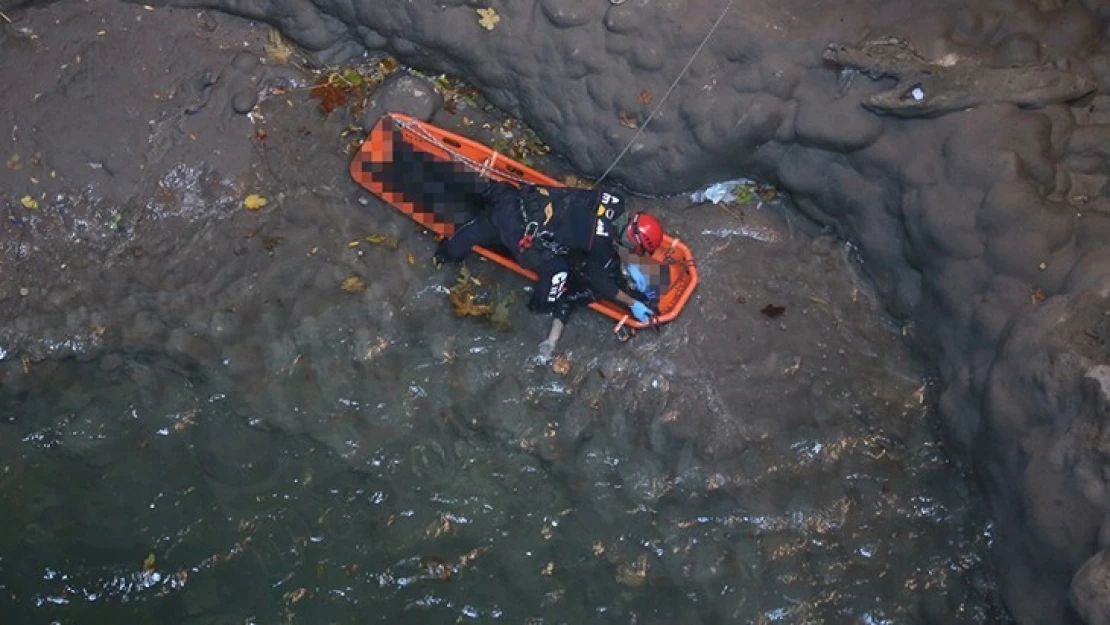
top-left (0, 220), bottom-right (1009, 625)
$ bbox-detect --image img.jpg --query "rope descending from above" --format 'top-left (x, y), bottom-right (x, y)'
top-left (593, 0), bottom-right (736, 188)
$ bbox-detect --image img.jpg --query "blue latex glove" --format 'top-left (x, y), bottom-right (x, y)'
top-left (629, 300), bottom-right (653, 323)
top-left (627, 264), bottom-right (649, 292)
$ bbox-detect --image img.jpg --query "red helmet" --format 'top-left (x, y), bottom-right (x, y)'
top-left (626, 212), bottom-right (664, 255)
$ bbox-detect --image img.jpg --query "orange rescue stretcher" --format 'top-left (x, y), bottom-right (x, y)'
top-left (349, 112), bottom-right (698, 336)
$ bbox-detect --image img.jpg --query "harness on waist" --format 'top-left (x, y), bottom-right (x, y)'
top-left (517, 185), bottom-right (568, 260)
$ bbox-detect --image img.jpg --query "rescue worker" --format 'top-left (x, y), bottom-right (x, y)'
top-left (433, 180), bottom-right (664, 358)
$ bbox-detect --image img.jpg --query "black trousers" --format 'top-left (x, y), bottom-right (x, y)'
top-left (439, 209), bottom-right (593, 323)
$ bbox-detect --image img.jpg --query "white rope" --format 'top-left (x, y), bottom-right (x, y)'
top-left (393, 117), bottom-right (536, 186)
top-left (593, 0), bottom-right (735, 188)
top-left (394, 0), bottom-right (735, 190)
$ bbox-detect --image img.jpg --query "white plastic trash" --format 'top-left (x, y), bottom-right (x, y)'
top-left (689, 179), bottom-right (755, 204)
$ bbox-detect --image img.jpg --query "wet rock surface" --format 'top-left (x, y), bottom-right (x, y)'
top-left (0, 0), bottom-right (1108, 623)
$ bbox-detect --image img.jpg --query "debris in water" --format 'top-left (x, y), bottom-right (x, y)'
top-left (761, 303), bottom-right (786, 318)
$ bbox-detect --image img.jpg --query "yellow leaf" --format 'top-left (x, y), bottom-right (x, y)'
top-left (20, 195), bottom-right (38, 209)
top-left (309, 247), bottom-right (318, 255)
top-left (243, 194), bottom-right (268, 210)
top-left (342, 276), bottom-right (367, 293)
top-left (407, 253), bottom-right (415, 265)
top-left (264, 29), bottom-right (293, 64)
top-left (347, 240), bottom-right (360, 248)
top-left (477, 7), bottom-right (500, 30)
top-left (143, 552), bottom-right (156, 572)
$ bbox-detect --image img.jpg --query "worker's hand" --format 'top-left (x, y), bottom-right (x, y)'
top-left (627, 264), bottom-right (649, 293)
top-left (629, 300), bottom-right (653, 323)
top-left (537, 338), bottom-right (557, 362)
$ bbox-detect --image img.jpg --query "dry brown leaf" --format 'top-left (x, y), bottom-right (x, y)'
top-left (638, 90), bottom-right (653, 105)
top-left (562, 174), bottom-right (593, 189)
top-left (616, 554), bottom-right (649, 587)
top-left (618, 111), bottom-right (638, 129)
top-left (552, 356), bottom-right (571, 375)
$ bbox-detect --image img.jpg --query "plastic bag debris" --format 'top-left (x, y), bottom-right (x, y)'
top-left (689, 179), bottom-right (756, 204)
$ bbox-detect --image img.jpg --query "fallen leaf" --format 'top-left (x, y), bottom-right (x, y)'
top-left (592, 540), bottom-right (605, 556)
top-left (477, 7), bottom-right (500, 30)
top-left (243, 194), bottom-right (268, 210)
top-left (421, 556), bottom-right (453, 580)
top-left (309, 73), bottom-right (356, 115)
top-left (1031, 288), bottom-right (1047, 304)
top-left (342, 276), bottom-right (367, 293)
top-left (6, 154), bottom-right (20, 170)
top-left (562, 174), bottom-right (593, 189)
top-left (284, 588), bottom-right (307, 603)
top-left (760, 304), bottom-right (786, 318)
top-left (379, 57), bottom-right (399, 74)
top-left (552, 356), bottom-right (571, 375)
top-left (365, 233), bottom-right (401, 249)
top-left (616, 554), bottom-right (648, 587)
top-left (638, 90), bottom-right (653, 105)
top-left (734, 184), bottom-right (754, 205)
top-left (618, 111), bottom-right (638, 129)
top-left (143, 552), bottom-right (156, 573)
top-left (261, 236), bottom-right (284, 252)
top-left (20, 195), bottom-right (38, 210)
top-left (264, 29), bottom-right (293, 63)
top-left (407, 253), bottom-right (415, 265)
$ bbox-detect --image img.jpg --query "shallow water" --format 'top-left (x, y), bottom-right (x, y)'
top-left (1, 198), bottom-right (1008, 625)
